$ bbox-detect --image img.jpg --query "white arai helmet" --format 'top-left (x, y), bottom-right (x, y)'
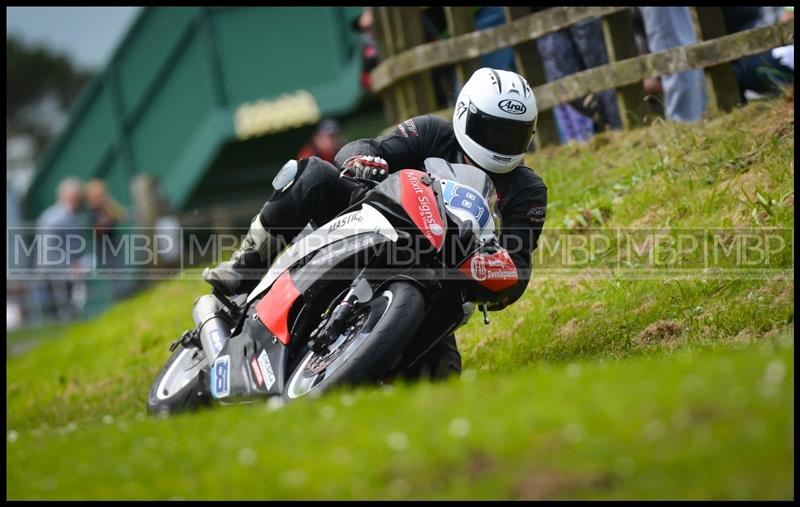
top-left (453, 68), bottom-right (538, 174)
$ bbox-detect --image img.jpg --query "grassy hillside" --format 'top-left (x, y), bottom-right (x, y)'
top-left (7, 94), bottom-right (794, 499)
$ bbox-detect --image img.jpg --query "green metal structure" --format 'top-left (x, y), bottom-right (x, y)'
top-left (25, 6), bottom-right (375, 220)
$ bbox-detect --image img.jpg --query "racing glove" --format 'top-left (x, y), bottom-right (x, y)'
top-left (458, 240), bottom-right (519, 307)
top-left (340, 155), bottom-right (389, 182)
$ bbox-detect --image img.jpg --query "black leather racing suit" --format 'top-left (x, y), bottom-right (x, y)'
top-left (258, 114), bottom-right (548, 379)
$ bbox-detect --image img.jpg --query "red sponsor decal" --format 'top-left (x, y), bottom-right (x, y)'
top-left (398, 169), bottom-right (445, 250)
top-left (255, 272), bottom-right (301, 346)
top-left (458, 250), bottom-right (518, 292)
top-left (250, 357), bottom-right (264, 386)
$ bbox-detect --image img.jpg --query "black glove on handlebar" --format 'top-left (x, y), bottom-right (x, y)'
top-left (340, 155), bottom-right (389, 182)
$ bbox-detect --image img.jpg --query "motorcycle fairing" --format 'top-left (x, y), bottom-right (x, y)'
top-left (246, 204), bottom-right (398, 304)
top-left (208, 311), bottom-right (290, 400)
top-left (397, 169), bottom-right (446, 251)
top-left (210, 232), bottom-right (397, 401)
top-left (255, 231), bottom-right (394, 348)
top-left (255, 272), bottom-right (300, 346)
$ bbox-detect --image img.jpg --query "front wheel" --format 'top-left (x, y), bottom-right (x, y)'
top-left (284, 281), bottom-right (425, 400)
top-left (147, 345), bottom-right (211, 415)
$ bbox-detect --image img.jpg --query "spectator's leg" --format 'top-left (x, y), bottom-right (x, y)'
top-left (536, 30), bottom-right (596, 142)
top-left (640, 7), bottom-right (707, 122)
top-left (570, 19), bottom-right (623, 130)
top-left (733, 51), bottom-right (795, 100)
top-left (555, 104), bottom-right (595, 143)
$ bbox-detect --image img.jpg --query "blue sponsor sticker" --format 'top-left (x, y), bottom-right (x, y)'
top-left (210, 355), bottom-right (231, 399)
top-left (209, 328), bottom-right (225, 355)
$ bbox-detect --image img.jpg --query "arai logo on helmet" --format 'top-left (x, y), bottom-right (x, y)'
top-left (498, 99), bottom-right (526, 115)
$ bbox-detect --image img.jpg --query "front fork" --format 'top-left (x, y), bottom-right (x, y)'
top-left (307, 277), bottom-right (374, 355)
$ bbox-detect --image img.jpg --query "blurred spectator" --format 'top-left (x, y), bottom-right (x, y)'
top-left (639, 7), bottom-right (707, 122)
top-left (532, 8), bottom-right (622, 133)
top-left (37, 177), bottom-right (86, 262)
top-left (473, 7), bottom-right (516, 72)
top-left (85, 178), bottom-right (129, 299)
top-left (630, 8), bottom-right (665, 108)
top-left (553, 105), bottom-right (595, 144)
top-left (772, 7), bottom-right (794, 73)
top-left (36, 177), bottom-right (89, 321)
top-left (472, 7), bottom-right (598, 146)
top-left (422, 7), bottom-right (458, 107)
top-left (85, 179), bottom-right (125, 251)
top-left (297, 119), bottom-right (346, 165)
top-left (720, 6), bottom-right (794, 101)
top-left (353, 7), bottom-right (380, 90)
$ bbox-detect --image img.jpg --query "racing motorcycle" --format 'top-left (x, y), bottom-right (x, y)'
top-left (147, 157), bottom-right (517, 414)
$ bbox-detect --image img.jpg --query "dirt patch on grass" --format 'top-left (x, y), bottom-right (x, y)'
top-left (466, 451), bottom-right (498, 480)
top-left (732, 327), bottom-right (756, 343)
top-left (632, 320), bottom-right (683, 346)
top-left (628, 205), bottom-right (663, 228)
top-left (756, 92), bottom-right (794, 140)
top-left (732, 324), bottom-right (790, 344)
top-left (513, 471), bottom-right (614, 500)
top-left (558, 318), bottom-right (580, 340)
top-left (633, 299), bottom-right (657, 316)
top-left (731, 168), bottom-right (773, 204)
top-left (774, 283), bottom-right (794, 305)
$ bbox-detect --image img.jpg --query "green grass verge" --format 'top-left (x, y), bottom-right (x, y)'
top-left (7, 338), bottom-right (793, 499)
top-left (7, 94), bottom-right (794, 499)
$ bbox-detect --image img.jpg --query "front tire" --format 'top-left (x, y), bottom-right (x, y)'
top-left (147, 345), bottom-right (211, 415)
top-left (284, 281), bottom-right (425, 400)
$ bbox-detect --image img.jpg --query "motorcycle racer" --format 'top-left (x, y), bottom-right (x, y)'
top-left (203, 67), bottom-right (548, 380)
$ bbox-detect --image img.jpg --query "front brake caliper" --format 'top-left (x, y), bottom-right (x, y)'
top-left (169, 328), bottom-right (200, 352)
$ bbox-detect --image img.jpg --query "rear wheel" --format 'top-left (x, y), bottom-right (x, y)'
top-left (147, 345), bottom-right (211, 415)
top-left (283, 281), bottom-right (425, 400)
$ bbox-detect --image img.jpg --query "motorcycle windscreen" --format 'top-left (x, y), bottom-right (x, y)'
top-left (424, 157), bottom-right (502, 240)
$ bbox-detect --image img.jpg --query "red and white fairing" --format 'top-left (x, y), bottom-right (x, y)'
top-left (458, 249), bottom-right (518, 293)
top-left (398, 169), bottom-right (446, 250)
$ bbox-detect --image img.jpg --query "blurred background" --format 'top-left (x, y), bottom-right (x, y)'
top-left (7, 7), bottom-right (386, 330)
top-left (6, 6), bottom-right (792, 332)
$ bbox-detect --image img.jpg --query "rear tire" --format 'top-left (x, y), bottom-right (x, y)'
top-left (283, 281), bottom-right (426, 401)
top-left (147, 345), bottom-right (211, 415)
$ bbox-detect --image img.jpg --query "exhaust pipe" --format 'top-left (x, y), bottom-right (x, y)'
top-left (192, 294), bottom-right (232, 363)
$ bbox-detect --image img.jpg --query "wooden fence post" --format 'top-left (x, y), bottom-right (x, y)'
top-left (444, 7), bottom-right (481, 91)
top-left (693, 7), bottom-right (742, 112)
top-left (388, 6), bottom-right (413, 121)
top-left (391, 7), bottom-right (437, 121)
top-left (601, 9), bottom-right (651, 129)
top-left (504, 6), bottom-right (560, 149)
top-left (373, 7), bottom-right (400, 125)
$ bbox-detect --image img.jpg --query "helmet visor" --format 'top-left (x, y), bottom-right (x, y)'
top-left (465, 105), bottom-right (535, 156)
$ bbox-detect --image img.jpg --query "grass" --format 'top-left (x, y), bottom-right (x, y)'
top-left (6, 94), bottom-right (794, 499)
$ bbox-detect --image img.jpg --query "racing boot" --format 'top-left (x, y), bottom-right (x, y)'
top-left (202, 215), bottom-right (281, 296)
